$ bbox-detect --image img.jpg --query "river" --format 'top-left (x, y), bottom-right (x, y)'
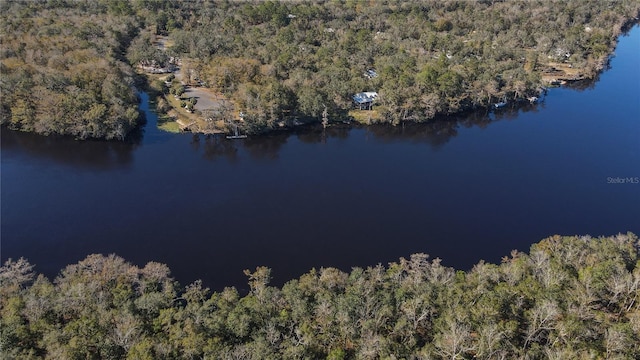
top-left (2, 26), bottom-right (639, 291)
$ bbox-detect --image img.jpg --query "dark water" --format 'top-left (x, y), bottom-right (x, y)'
top-left (2, 27), bottom-right (639, 291)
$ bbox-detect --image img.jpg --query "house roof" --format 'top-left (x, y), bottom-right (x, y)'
top-left (352, 92), bottom-right (378, 104)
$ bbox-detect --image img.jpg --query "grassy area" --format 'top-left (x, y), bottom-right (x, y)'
top-left (144, 72), bottom-right (207, 131)
top-left (141, 83), bottom-right (184, 133)
top-left (348, 109), bottom-right (382, 124)
top-left (144, 72), bottom-right (228, 134)
top-left (540, 61), bottom-right (586, 83)
top-left (157, 114), bottom-right (181, 133)
top-left (165, 95), bottom-right (204, 127)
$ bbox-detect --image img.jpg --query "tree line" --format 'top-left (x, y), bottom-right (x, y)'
top-left (0, 0), bottom-right (146, 139)
top-left (149, 0), bottom-right (640, 132)
top-left (1, 1), bottom-right (639, 138)
top-left (1, 233), bottom-right (639, 359)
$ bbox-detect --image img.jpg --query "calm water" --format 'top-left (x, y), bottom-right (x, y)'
top-left (2, 27), bottom-right (639, 291)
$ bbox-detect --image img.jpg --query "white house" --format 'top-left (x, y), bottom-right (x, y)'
top-left (352, 92), bottom-right (378, 110)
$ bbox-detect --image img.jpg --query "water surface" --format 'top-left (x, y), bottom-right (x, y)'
top-left (2, 26), bottom-right (638, 291)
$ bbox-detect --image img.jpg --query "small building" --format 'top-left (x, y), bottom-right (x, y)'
top-left (353, 91), bottom-right (378, 110)
top-left (364, 69), bottom-right (378, 79)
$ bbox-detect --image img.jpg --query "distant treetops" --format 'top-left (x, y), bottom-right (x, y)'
top-left (0, 1), bottom-right (141, 140)
top-left (1, 233), bottom-right (639, 359)
top-left (1, 0), bottom-right (639, 139)
top-left (148, 0), bottom-right (640, 132)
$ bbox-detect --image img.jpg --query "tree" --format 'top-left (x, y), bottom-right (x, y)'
top-left (0, 258), bottom-right (35, 292)
top-left (322, 105), bottom-right (329, 128)
top-left (433, 316), bottom-right (476, 360)
top-left (170, 83), bottom-right (185, 97)
top-left (1, 234), bottom-right (639, 358)
top-left (3, 0), bottom-right (639, 136)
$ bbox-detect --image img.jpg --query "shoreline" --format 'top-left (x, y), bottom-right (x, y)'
top-left (145, 19), bottom-right (639, 138)
top-left (539, 16), bottom-right (640, 85)
top-left (3, 8), bottom-right (637, 141)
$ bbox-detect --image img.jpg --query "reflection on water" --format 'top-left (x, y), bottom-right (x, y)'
top-left (184, 99), bottom-right (551, 160)
top-left (243, 133), bottom-right (290, 160)
top-left (2, 26), bottom-right (638, 291)
top-left (0, 72), bottom-right (562, 167)
top-left (1, 129), bottom-right (139, 170)
top-left (1, 95), bottom-right (555, 167)
top-left (193, 134), bottom-right (239, 162)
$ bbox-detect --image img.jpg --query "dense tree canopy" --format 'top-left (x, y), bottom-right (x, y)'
top-left (2, 233), bottom-right (639, 359)
top-left (0, 0), bottom-right (146, 139)
top-left (152, 0), bottom-right (640, 131)
top-left (1, 0), bottom-right (639, 138)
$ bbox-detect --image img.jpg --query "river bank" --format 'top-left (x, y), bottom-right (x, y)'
top-left (2, 24), bottom-right (639, 293)
top-left (140, 15), bottom-right (640, 137)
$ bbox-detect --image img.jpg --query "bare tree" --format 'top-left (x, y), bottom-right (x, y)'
top-left (434, 318), bottom-right (476, 360)
top-left (321, 104), bottom-right (329, 128)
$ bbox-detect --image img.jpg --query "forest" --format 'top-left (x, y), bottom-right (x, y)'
top-left (1, 0), bottom-right (640, 138)
top-left (0, 0), bottom-right (142, 140)
top-left (1, 233), bottom-right (639, 359)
